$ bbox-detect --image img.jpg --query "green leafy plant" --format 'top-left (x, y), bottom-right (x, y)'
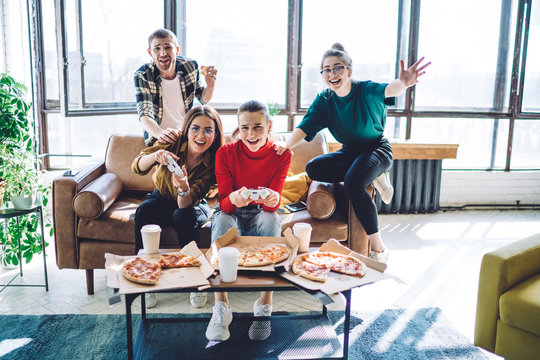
top-left (0, 72), bottom-right (51, 267)
top-left (267, 102), bottom-right (281, 117)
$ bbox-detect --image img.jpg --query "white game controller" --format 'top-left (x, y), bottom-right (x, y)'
top-left (241, 188), bottom-right (270, 201)
top-left (166, 154), bottom-right (184, 178)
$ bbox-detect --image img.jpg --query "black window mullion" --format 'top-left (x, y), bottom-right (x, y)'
top-left (286, 0), bottom-right (301, 131)
top-left (405, 0), bottom-right (421, 140)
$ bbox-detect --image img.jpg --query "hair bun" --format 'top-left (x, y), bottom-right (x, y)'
top-left (331, 43), bottom-right (346, 52)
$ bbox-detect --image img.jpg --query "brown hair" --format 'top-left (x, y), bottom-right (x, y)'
top-left (231, 100), bottom-right (271, 139)
top-left (180, 106), bottom-right (225, 156)
top-left (320, 43), bottom-right (353, 69)
top-left (147, 28), bottom-right (178, 48)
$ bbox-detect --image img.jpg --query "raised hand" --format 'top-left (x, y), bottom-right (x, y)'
top-left (399, 57), bottom-right (431, 88)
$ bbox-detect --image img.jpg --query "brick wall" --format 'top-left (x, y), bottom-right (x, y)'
top-left (440, 171), bottom-right (540, 206)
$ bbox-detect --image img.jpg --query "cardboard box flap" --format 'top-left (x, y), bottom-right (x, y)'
top-left (105, 241), bottom-right (213, 294)
top-left (319, 238), bottom-right (387, 273)
top-left (215, 227), bottom-right (239, 248)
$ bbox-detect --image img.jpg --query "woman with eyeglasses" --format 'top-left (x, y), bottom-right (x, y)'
top-left (132, 105), bottom-right (225, 252)
top-left (277, 43), bottom-right (430, 263)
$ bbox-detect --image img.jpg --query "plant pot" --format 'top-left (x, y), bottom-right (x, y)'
top-left (11, 195), bottom-right (34, 210)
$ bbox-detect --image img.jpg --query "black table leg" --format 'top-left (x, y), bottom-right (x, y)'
top-left (38, 207), bottom-right (49, 291)
top-left (342, 289), bottom-right (352, 360)
top-left (126, 293), bottom-right (136, 360)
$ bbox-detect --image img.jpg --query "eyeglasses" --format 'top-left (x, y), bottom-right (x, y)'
top-left (188, 126), bottom-right (215, 137)
top-left (320, 65), bottom-right (348, 77)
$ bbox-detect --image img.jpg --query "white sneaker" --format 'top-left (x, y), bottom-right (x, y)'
top-left (205, 301), bottom-right (233, 341)
top-left (373, 170), bottom-right (394, 204)
top-left (146, 293), bottom-right (158, 309)
top-left (248, 298), bottom-right (272, 341)
top-left (190, 292), bottom-right (208, 308)
top-left (370, 247), bottom-right (389, 263)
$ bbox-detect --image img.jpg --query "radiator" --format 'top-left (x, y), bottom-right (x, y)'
top-left (375, 159), bottom-right (442, 213)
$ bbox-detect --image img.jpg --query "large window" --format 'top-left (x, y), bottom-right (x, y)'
top-left (522, 1), bottom-right (540, 112)
top-left (36, 0), bottom-right (540, 171)
top-left (185, 0), bottom-right (288, 107)
top-left (416, 0), bottom-right (516, 111)
top-left (301, 0), bottom-right (401, 108)
top-left (58, 0), bottom-right (163, 112)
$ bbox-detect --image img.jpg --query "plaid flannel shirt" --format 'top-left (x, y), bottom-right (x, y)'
top-left (134, 56), bottom-right (206, 145)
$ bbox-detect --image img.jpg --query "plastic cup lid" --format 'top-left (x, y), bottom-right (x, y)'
top-left (141, 224), bottom-right (161, 232)
top-left (293, 222), bottom-right (312, 229)
top-left (218, 247), bottom-right (240, 258)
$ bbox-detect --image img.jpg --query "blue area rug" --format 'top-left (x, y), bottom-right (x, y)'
top-left (0, 308), bottom-right (487, 359)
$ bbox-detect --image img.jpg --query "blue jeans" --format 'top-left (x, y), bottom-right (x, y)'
top-left (305, 136), bottom-right (393, 235)
top-left (211, 205), bottom-right (281, 243)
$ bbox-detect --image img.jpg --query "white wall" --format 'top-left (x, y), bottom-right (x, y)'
top-left (440, 171), bottom-right (540, 206)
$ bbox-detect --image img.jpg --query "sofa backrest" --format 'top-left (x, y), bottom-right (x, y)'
top-left (105, 135), bottom-right (155, 191)
top-left (274, 132), bottom-right (328, 174)
top-left (104, 132), bottom-right (328, 190)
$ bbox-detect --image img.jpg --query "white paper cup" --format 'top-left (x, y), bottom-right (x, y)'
top-left (141, 224), bottom-right (161, 254)
top-left (218, 247), bottom-right (240, 282)
top-left (293, 222), bottom-right (312, 253)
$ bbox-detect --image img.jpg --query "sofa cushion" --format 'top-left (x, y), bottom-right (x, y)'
top-left (500, 273), bottom-right (540, 337)
top-left (306, 181), bottom-right (336, 220)
top-left (105, 135), bottom-right (155, 191)
top-left (73, 173), bottom-right (123, 220)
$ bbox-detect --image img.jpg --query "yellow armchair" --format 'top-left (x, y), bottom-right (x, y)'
top-left (474, 233), bottom-right (540, 360)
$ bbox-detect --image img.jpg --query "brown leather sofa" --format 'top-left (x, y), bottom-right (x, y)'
top-left (53, 133), bottom-right (373, 294)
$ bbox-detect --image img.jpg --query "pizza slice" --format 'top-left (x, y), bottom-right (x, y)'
top-left (330, 255), bottom-right (367, 278)
top-left (159, 253), bottom-right (200, 268)
top-left (121, 257), bottom-right (161, 285)
top-left (260, 244), bottom-right (290, 264)
top-left (291, 257), bottom-right (330, 282)
top-left (301, 251), bottom-right (341, 268)
top-left (243, 251), bottom-right (273, 267)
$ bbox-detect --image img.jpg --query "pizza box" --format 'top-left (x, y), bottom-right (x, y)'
top-left (279, 238), bottom-right (391, 295)
top-left (205, 227), bottom-right (299, 272)
top-left (105, 241), bottom-right (215, 294)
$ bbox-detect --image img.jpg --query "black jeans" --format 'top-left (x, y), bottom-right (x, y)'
top-left (134, 189), bottom-right (210, 252)
top-left (305, 136), bottom-right (393, 235)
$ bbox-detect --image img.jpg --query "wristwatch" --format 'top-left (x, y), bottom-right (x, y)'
top-left (177, 187), bottom-right (190, 197)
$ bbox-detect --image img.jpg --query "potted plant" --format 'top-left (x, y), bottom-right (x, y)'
top-left (0, 72), bottom-right (52, 267)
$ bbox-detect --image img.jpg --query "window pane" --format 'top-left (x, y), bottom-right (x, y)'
top-left (411, 118), bottom-right (509, 170)
top-left (42, 0), bottom-right (59, 105)
top-left (46, 113), bottom-right (140, 168)
top-left (522, 1), bottom-right (540, 112)
top-left (416, 0), bottom-right (516, 111)
top-left (185, 0), bottom-right (287, 107)
top-left (511, 120), bottom-right (540, 168)
top-left (301, 0), bottom-right (400, 108)
top-left (76, 0), bottom-right (163, 106)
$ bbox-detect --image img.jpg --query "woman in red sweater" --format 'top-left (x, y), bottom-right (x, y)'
top-left (205, 100), bottom-right (292, 342)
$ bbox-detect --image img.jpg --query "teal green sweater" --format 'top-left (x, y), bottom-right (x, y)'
top-left (299, 80), bottom-right (395, 144)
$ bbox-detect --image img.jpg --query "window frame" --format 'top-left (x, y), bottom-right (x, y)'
top-left (33, 0), bottom-right (540, 171)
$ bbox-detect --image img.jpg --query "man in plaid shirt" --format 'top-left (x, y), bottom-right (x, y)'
top-left (135, 28), bottom-right (218, 145)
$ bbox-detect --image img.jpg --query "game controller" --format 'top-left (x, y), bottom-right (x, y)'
top-left (241, 188), bottom-right (270, 201)
top-left (166, 154), bottom-right (184, 178)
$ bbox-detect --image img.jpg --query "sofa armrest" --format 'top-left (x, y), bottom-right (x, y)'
top-left (474, 233), bottom-right (540, 352)
top-left (306, 181), bottom-right (336, 220)
top-left (52, 159), bottom-right (106, 269)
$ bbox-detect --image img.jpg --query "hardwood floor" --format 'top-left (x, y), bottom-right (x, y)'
top-left (2, 209), bottom-right (539, 359)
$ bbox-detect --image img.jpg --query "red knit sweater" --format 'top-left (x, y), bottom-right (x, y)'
top-left (215, 139), bottom-right (292, 213)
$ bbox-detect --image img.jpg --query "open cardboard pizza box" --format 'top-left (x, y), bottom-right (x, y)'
top-left (279, 239), bottom-right (391, 295)
top-left (205, 227), bottom-right (299, 272)
top-left (106, 241), bottom-right (215, 294)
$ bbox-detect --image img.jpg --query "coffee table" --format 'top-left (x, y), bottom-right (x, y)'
top-left (124, 272), bottom-right (353, 360)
